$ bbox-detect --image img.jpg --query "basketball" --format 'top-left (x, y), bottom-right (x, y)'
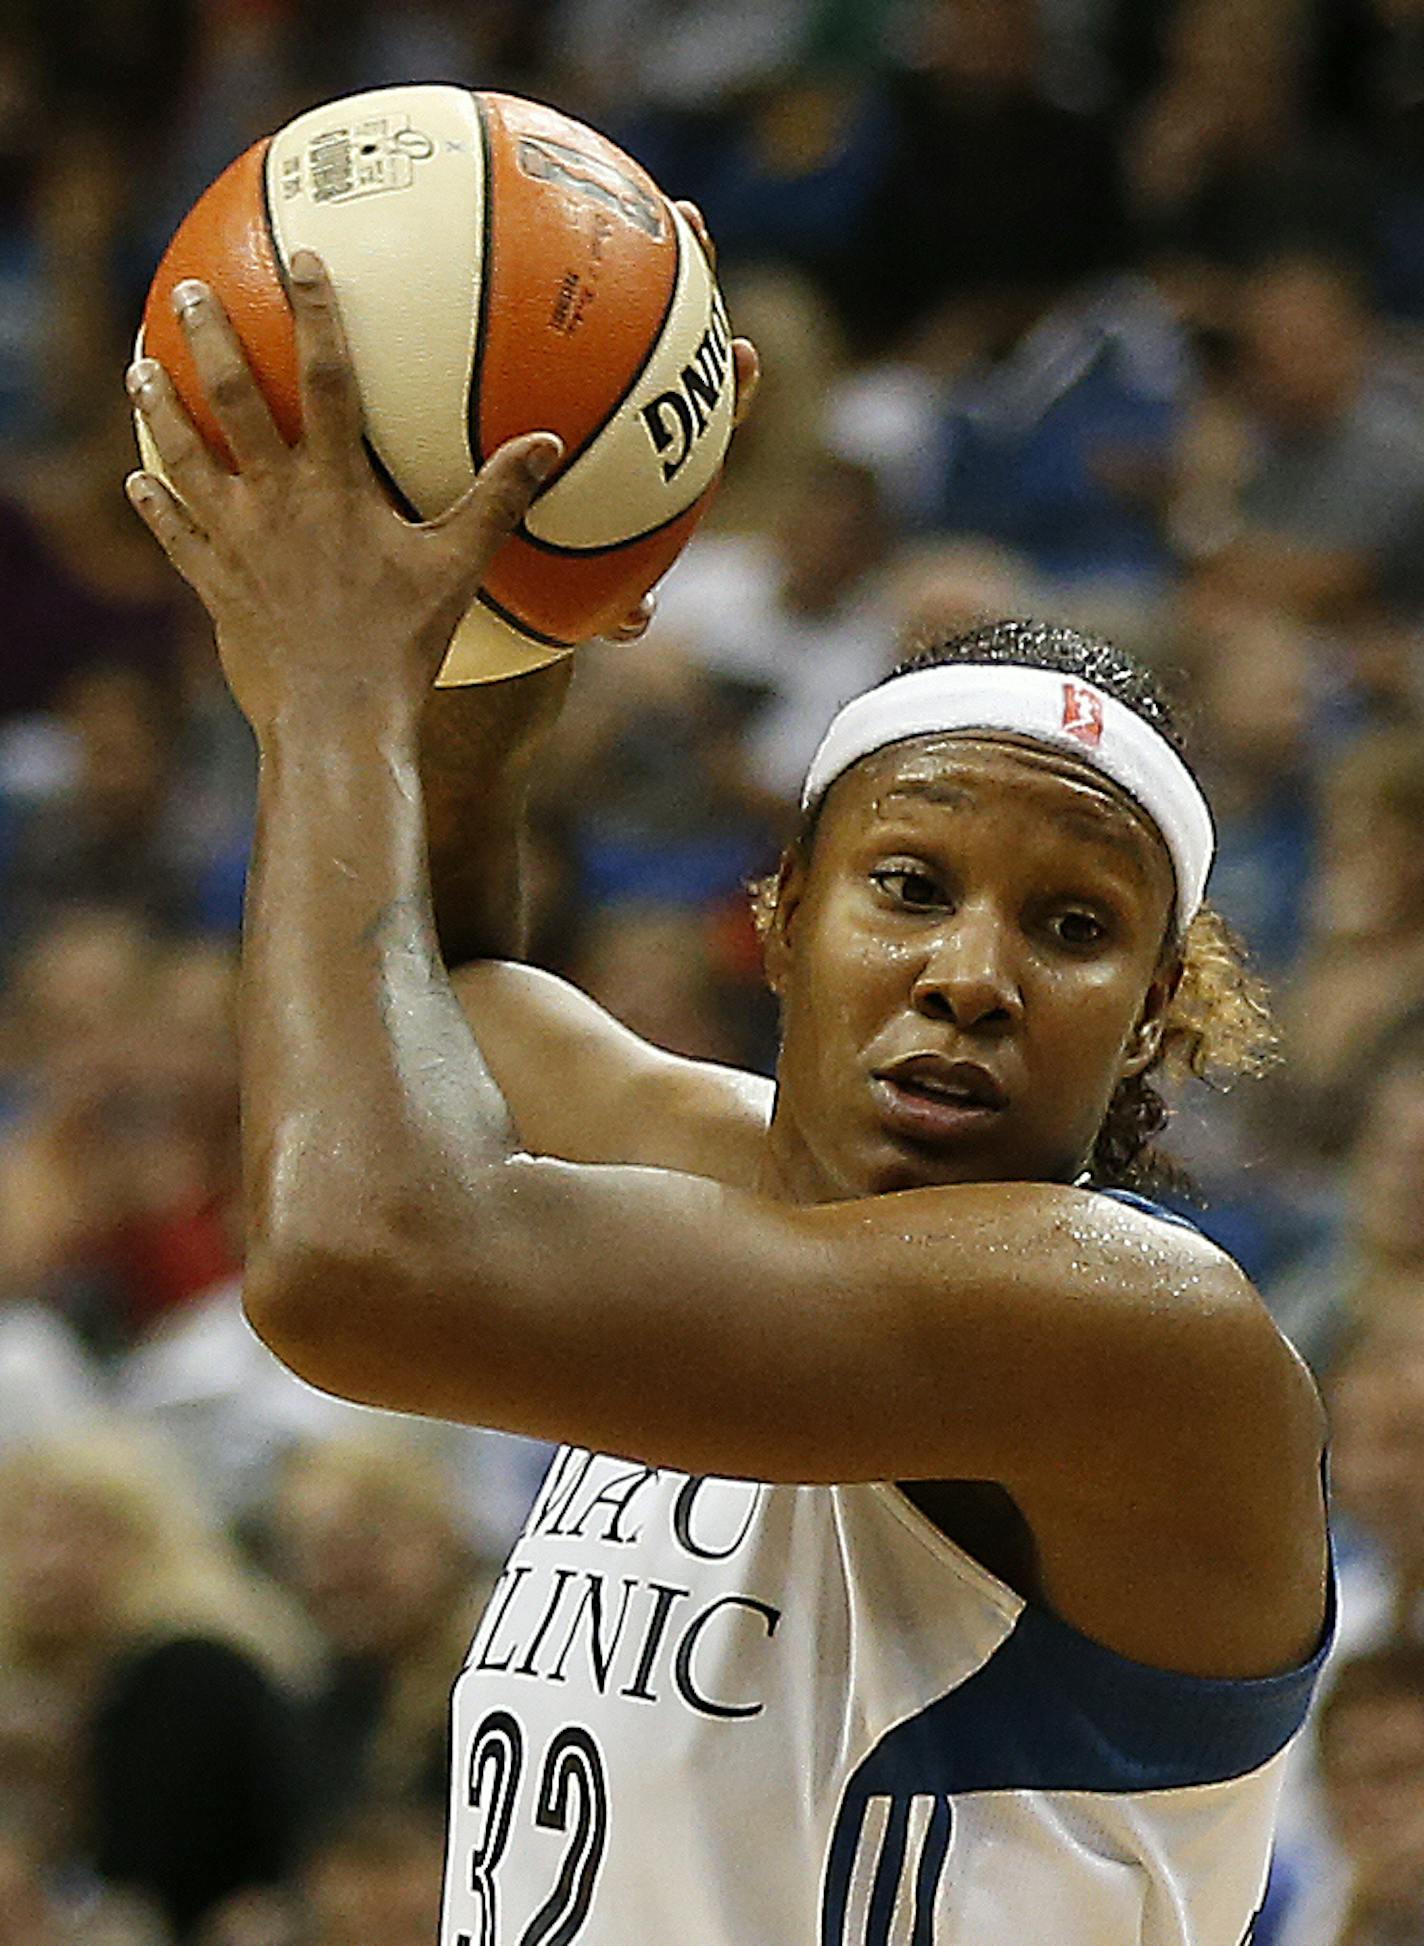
top-left (136, 84), bottom-right (735, 682)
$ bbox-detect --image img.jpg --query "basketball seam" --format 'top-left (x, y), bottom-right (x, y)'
top-left (466, 92), bottom-right (497, 472)
top-left (363, 438), bottom-right (425, 522)
top-left (512, 476), bottom-right (719, 557)
top-left (258, 138), bottom-right (286, 298)
top-left (474, 586), bottom-right (576, 650)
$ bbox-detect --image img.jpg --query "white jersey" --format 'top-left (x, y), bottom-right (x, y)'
top-left (441, 1220), bottom-right (1334, 1946)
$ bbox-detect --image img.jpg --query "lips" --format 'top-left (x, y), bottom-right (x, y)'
top-left (871, 1055), bottom-right (1009, 1146)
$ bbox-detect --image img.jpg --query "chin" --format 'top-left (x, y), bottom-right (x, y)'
top-left (852, 1130), bottom-right (1010, 1196)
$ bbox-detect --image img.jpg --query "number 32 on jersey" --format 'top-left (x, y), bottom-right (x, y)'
top-left (456, 1709), bottom-right (610, 1946)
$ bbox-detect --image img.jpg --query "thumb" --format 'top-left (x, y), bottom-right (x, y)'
top-left (433, 430), bottom-right (565, 582)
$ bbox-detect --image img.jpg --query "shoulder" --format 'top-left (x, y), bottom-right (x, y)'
top-left (1053, 1186), bottom-right (1324, 1457)
top-left (1011, 1190), bottom-right (1328, 1676)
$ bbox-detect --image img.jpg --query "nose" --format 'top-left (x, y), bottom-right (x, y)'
top-left (910, 905), bottom-right (1023, 1033)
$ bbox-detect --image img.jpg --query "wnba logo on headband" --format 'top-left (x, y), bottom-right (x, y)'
top-left (1061, 682), bottom-right (1104, 749)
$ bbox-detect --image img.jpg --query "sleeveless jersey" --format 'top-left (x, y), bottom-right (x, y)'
top-left (440, 1196), bottom-right (1335, 1946)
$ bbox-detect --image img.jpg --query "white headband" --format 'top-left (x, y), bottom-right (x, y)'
top-left (801, 664), bottom-right (1215, 931)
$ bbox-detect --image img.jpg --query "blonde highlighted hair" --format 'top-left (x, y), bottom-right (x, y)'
top-left (0, 1418), bottom-right (316, 1689)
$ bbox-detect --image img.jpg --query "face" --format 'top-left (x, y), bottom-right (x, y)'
top-left (307, 1839), bottom-right (445, 1946)
top-left (1353, 1061), bottom-right (1424, 1261)
top-left (764, 736), bottom-right (1178, 1200)
top-left (1329, 1337), bottom-right (1424, 1574)
top-left (1323, 1693), bottom-right (1424, 1902)
top-left (0, 1483), bottom-right (135, 1650)
top-left (274, 1469), bottom-right (463, 1660)
top-left (1235, 262), bottom-right (1368, 431)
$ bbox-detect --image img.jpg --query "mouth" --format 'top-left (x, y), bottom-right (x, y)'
top-left (870, 1056), bottom-right (1009, 1147)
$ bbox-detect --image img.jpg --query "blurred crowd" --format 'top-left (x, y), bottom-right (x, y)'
top-left (2, 0), bottom-right (1424, 1940)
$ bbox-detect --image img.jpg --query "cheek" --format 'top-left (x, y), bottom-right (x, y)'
top-left (794, 906), bottom-right (909, 1044)
top-left (1026, 959), bottom-right (1157, 1096)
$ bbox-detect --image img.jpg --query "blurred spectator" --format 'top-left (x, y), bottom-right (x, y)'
top-left (0, 1422), bottom-right (311, 1943)
top-left (1282, 1643), bottom-right (1424, 1946)
top-left (846, 0), bottom-right (1126, 364)
top-left (1182, 250), bottom-right (1424, 621)
top-left (707, 266), bottom-right (846, 538)
top-left (0, 1824), bottom-right (70, 1946)
top-left (1326, 1312), bottom-right (1424, 1651)
top-left (0, 403), bottom-right (192, 720)
top-left (567, 900), bottom-right (758, 1065)
top-left (0, 664), bottom-right (220, 962)
top-left (117, 1273), bottom-right (548, 1547)
top-left (545, 634), bottom-right (773, 909)
top-left (881, 537), bottom-right (1042, 648)
top-left (1266, 1016), bottom-right (1424, 1376)
top-left (0, 926), bottom-right (242, 1350)
top-left (554, 0), bottom-right (827, 119)
top-left (929, 270), bottom-right (1194, 581)
top-left (651, 452), bottom-right (897, 812)
top-left (1182, 603), bottom-right (1318, 978)
top-left (1281, 729), bottom-right (1424, 1142)
top-left (0, 1820), bottom-right (169, 1944)
top-left (267, 1431), bottom-right (501, 1839)
top-left (1122, 0), bottom-right (1335, 281)
top-left (298, 1803), bottom-right (446, 1946)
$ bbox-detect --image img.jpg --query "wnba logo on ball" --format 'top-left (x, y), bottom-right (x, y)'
top-left (638, 295), bottom-right (732, 483)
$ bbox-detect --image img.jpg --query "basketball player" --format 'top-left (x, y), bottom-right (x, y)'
top-left (125, 253), bottom-right (1332, 1946)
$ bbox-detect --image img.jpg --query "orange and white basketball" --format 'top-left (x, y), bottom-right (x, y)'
top-left (137, 85), bottom-right (735, 682)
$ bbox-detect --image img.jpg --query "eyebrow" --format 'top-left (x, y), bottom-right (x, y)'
top-left (878, 782), bottom-right (1165, 877)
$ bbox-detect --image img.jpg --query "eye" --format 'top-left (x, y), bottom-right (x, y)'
top-left (870, 866), bottom-right (947, 910)
top-left (1047, 908), bottom-right (1110, 950)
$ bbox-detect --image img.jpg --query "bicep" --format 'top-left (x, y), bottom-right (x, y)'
top-left (451, 960), bottom-right (771, 1176)
top-left (259, 1168), bottom-right (1269, 1489)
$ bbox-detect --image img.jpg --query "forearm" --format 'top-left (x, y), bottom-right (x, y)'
top-left (242, 706), bottom-right (521, 1285)
top-left (420, 661), bottom-right (572, 967)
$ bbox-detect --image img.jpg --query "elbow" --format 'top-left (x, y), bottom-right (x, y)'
top-left (240, 1237), bottom-right (399, 1388)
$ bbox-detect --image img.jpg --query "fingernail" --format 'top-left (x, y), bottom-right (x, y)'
top-left (126, 358), bottom-right (158, 399)
top-left (172, 279), bottom-right (208, 316)
top-left (289, 250), bottom-right (322, 286)
top-left (525, 435), bottom-right (563, 483)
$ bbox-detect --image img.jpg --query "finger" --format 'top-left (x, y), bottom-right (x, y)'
top-left (124, 470), bottom-right (220, 595)
top-left (731, 338), bottom-right (761, 430)
top-left (126, 356), bottom-right (230, 519)
top-left (603, 593), bottom-right (656, 643)
top-left (435, 431), bottom-right (564, 587)
top-left (170, 279), bottom-right (287, 474)
top-left (288, 250), bottom-right (365, 464)
top-left (675, 198), bottom-right (716, 271)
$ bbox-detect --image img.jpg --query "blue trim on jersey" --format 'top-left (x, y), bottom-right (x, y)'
top-left (1096, 1185), bottom-right (1201, 1232)
top-left (821, 1562), bottom-right (1334, 1941)
top-left (849, 1545), bottom-right (1334, 1805)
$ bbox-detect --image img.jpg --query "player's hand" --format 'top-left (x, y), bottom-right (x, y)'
top-left (125, 254), bottom-right (563, 738)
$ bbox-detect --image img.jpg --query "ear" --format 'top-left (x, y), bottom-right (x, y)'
top-left (1120, 953), bottom-right (1183, 1082)
top-left (761, 847), bottom-right (808, 999)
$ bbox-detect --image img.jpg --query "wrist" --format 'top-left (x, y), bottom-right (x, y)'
top-left (255, 686), bottom-right (426, 763)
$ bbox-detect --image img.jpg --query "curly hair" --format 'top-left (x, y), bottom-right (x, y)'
top-left (751, 620), bottom-right (1277, 1194)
